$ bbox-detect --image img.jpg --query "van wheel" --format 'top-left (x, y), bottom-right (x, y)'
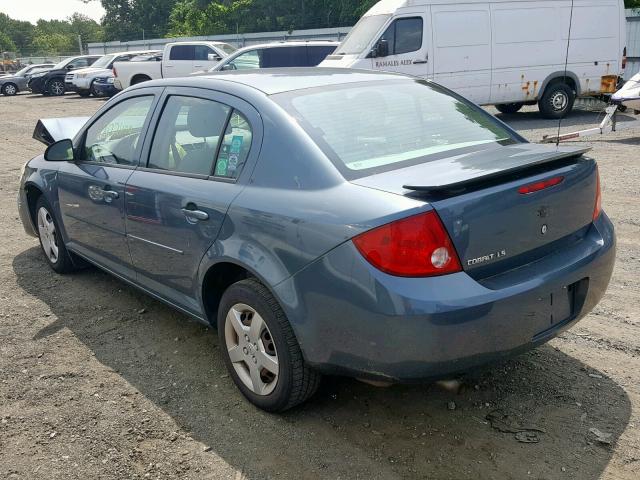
top-left (539, 83), bottom-right (575, 119)
top-left (218, 278), bottom-right (321, 412)
top-left (495, 103), bottom-right (523, 114)
top-left (35, 196), bottom-right (78, 274)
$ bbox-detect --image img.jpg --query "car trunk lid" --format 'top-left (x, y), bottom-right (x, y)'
top-left (352, 143), bottom-right (598, 278)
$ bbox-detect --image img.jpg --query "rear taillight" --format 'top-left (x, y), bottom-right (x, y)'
top-left (352, 211), bottom-right (462, 277)
top-left (593, 166), bottom-right (602, 220)
top-left (622, 47), bottom-right (627, 70)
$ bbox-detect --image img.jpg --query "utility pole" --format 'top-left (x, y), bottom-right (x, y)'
top-left (77, 35), bottom-right (83, 55)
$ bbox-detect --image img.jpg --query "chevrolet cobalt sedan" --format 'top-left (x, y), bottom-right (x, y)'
top-left (17, 69), bottom-right (615, 411)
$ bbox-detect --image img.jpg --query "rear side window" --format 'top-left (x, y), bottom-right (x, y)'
top-left (147, 96), bottom-right (252, 179)
top-left (380, 17), bottom-right (423, 55)
top-left (262, 46), bottom-right (307, 68)
top-left (81, 96), bottom-right (154, 166)
top-left (169, 45), bottom-right (195, 60)
top-left (306, 45), bottom-right (336, 66)
top-left (227, 49), bottom-right (262, 70)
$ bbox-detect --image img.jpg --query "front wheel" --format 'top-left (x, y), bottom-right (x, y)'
top-left (218, 278), bottom-right (321, 412)
top-left (47, 79), bottom-right (65, 96)
top-left (2, 83), bottom-right (18, 96)
top-left (538, 83), bottom-right (575, 119)
top-left (35, 196), bottom-right (78, 274)
top-left (495, 102), bottom-right (523, 114)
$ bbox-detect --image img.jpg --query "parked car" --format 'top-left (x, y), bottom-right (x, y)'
top-left (0, 63), bottom-right (55, 96)
top-left (197, 41), bottom-right (338, 73)
top-left (18, 69), bottom-right (615, 412)
top-left (321, 0), bottom-right (627, 118)
top-left (66, 50), bottom-right (161, 97)
top-left (91, 73), bottom-right (118, 98)
top-left (28, 55), bottom-right (101, 96)
top-left (113, 41), bottom-right (236, 90)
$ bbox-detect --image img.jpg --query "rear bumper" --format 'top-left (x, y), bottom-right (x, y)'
top-left (275, 214), bottom-right (616, 382)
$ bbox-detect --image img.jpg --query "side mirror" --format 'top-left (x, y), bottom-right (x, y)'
top-left (375, 39), bottom-right (390, 58)
top-left (208, 53), bottom-right (222, 62)
top-left (66, 64), bottom-right (75, 70)
top-left (221, 63), bottom-right (236, 71)
top-left (45, 139), bottom-right (75, 162)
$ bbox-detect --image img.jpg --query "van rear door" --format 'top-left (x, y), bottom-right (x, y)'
top-left (368, 7), bottom-right (431, 78)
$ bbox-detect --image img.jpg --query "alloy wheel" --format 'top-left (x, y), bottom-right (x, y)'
top-left (37, 207), bottom-right (59, 263)
top-left (4, 84), bottom-right (16, 95)
top-left (50, 81), bottom-right (64, 96)
top-left (224, 303), bottom-right (279, 395)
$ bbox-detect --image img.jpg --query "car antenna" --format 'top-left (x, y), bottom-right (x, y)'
top-left (555, 0), bottom-right (575, 149)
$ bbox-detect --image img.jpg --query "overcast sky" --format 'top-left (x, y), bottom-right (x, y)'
top-left (1, 0), bottom-right (105, 24)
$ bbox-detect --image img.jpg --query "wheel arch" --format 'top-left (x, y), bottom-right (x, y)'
top-left (539, 72), bottom-right (581, 97)
top-left (24, 182), bottom-right (45, 232)
top-left (131, 74), bottom-right (151, 85)
top-left (2, 81), bottom-right (18, 93)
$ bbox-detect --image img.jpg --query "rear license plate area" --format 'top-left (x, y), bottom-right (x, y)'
top-left (532, 279), bottom-right (588, 340)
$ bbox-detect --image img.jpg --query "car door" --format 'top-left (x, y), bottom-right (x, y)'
top-left (163, 45), bottom-right (196, 77)
top-left (56, 90), bottom-right (160, 279)
top-left (125, 87), bottom-right (262, 315)
top-left (193, 44), bottom-right (222, 72)
top-left (369, 10), bottom-right (431, 77)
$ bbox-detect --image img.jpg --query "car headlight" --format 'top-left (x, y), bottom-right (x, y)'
top-left (78, 73), bottom-right (86, 78)
top-left (107, 77), bottom-right (115, 84)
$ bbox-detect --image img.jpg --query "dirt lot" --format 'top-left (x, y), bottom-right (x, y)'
top-left (0, 92), bottom-right (638, 480)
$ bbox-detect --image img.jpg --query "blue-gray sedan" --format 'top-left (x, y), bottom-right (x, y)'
top-left (17, 69), bottom-right (615, 411)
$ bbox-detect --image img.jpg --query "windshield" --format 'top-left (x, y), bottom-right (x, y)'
top-left (53, 58), bottom-right (71, 70)
top-left (218, 43), bottom-right (237, 55)
top-left (91, 54), bottom-right (115, 68)
top-left (15, 65), bottom-right (32, 76)
top-left (274, 80), bottom-right (519, 178)
top-left (337, 14), bottom-right (390, 55)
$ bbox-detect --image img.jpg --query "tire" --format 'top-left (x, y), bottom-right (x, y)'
top-left (47, 79), bottom-right (65, 96)
top-left (2, 83), bottom-right (18, 96)
top-left (35, 196), bottom-right (78, 274)
top-left (78, 89), bottom-right (91, 97)
top-left (89, 81), bottom-right (99, 97)
top-left (538, 82), bottom-right (575, 119)
top-left (495, 103), bottom-right (523, 114)
top-left (218, 278), bottom-right (321, 412)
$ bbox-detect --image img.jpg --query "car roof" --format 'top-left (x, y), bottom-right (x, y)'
top-left (233, 41), bottom-right (339, 53)
top-left (193, 67), bottom-right (409, 95)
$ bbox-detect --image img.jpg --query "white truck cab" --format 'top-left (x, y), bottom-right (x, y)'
top-left (113, 41), bottom-right (236, 90)
top-left (321, 0), bottom-right (627, 118)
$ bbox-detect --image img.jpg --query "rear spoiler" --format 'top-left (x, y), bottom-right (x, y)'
top-left (403, 145), bottom-right (591, 194)
top-left (33, 117), bottom-right (90, 146)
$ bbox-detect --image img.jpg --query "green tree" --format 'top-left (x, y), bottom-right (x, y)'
top-left (30, 33), bottom-right (75, 55)
top-left (0, 32), bottom-right (17, 52)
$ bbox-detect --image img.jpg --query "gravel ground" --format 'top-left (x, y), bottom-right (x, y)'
top-left (0, 92), bottom-right (639, 480)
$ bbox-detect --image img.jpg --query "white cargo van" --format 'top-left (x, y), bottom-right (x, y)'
top-left (321, 0), bottom-right (627, 118)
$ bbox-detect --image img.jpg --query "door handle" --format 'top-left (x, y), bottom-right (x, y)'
top-left (194, 64), bottom-right (203, 67)
top-left (181, 207), bottom-right (209, 222)
top-left (103, 187), bottom-right (119, 202)
top-left (413, 60), bottom-right (428, 64)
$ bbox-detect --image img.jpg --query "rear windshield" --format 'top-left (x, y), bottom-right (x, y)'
top-left (274, 80), bottom-right (520, 178)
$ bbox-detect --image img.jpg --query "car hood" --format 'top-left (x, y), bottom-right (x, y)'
top-left (71, 67), bottom-right (111, 76)
top-left (33, 117), bottom-right (90, 146)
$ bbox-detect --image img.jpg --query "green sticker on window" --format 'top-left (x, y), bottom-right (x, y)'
top-left (215, 157), bottom-right (228, 176)
top-left (230, 135), bottom-right (244, 154)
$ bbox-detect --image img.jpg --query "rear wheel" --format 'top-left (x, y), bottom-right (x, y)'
top-left (35, 196), bottom-right (78, 273)
top-left (131, 75), bottom-right (150, 86)
top-left (538, 83), bottom-right (575, 119)
top-left (218, 278), bottom-right (321, 412)
top-left (47, 79), bottom-right (65, 96)
top-left (495, 103), bottom-right (523, 114)
top-left (2, 83), bottom-right (18, 96)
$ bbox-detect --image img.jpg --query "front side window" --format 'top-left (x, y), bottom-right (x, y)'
top-left (169, 45), bottom-right (195, 61)
top-left (379, 17), bottom-right (423, 55)
top-left (275, 80), bottom-right (517, 178)
top-left (226, 50), bottom-right (262, 70)
top-left (70, 58), bottom-right (90, 69)
top-left (81, 96), bottom-right (154, 165)
top-left (148, 96), bottom-right (251, 178)
top-left (194, 45), bottom-right (215, 61)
